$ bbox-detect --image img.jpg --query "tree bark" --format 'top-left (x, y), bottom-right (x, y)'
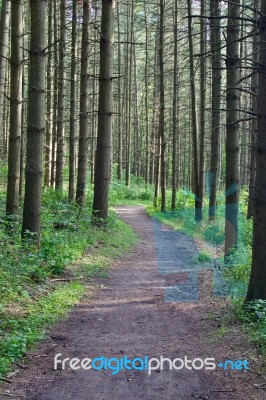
top-left (68, 0), bottom-right (77, 201)
top-left (159, 0), bottom-right (166, 212)
top-left (247, 0), bottom-right (259, 220)
top-left (44, 0), bottom-right (53, 188)
top-left (187, 0), bottom-right (200, 221)
top-left (209, 0), bottom-right (222, 221)
top-left (55, 0), bottom-right (66, 190)
top-left (246, 2), bottom-right (266, 301)
top-left (22, 0), bottom-right (47, 245)
top-left (6, 0), bottom-right (23, 216)
top-left (0, 0), bottom-right (11, 143)
top-left (92, 0), bottom-right (115, 222)
top-left (76, 0), bottom-right (90, 207)
top-left (171, 0), bottom-right (179, 211)
top-left (224, 0), bottom-right (241, 258)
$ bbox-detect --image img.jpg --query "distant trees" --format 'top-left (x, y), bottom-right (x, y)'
top-left (0, 0), bottom-right (266, 300)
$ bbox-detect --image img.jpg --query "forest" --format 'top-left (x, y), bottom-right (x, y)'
top-left (0, 0), bottom-right (266, 398)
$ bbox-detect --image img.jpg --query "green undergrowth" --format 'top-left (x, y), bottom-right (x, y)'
top-left (0, 188), bottom-right (137, 379)
top-left (147, 188), bottom-right (266, 355)
top-left (109, 176), bottom-right (153, 205)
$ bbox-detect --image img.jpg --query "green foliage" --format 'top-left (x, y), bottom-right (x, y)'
top-left (196, 250), bottom-right (212, 263)
top-left (147, 187), bottom-right (266, 355)
top-left (233, 299), bottom-right (266, 354)
top-left (0, 187), bottom-right (137, 378)
top-left (110, 178), bottom-right (153, 204)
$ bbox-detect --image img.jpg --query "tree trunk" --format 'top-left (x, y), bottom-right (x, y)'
top-left (125, 2), bottom-right (134, 187)
top-left (22, 0), bottom-right (47, 245)
top-left (116, 0), bottom-right (122, 181)
top-left (50, 0), bottom-right (58, 188)
top-left (55, 0), bottom-right (66, 190)
top-left (198, 0), bottom-right (206, 221)
top-left (209, 0), bottom-right (222, 221)
top-left (224, 0), bottom-right (240, 258)
top-left (171, 0), bottom-right (179, 211)
top-left (144, 0), bottom-right (150, 185)
top-left (0, 0), bottom-right (11, 142)
top-left (44, 0), bottom-right (53, 188)
top-left (76, 0), bottom-right (90, 207)
top-left (247, 0), bottom-right (259, 220)
top-left (6, 0), bottom-right (23, 216)
top-left (68, 0), bottom-right (77, 201)
top-left (187, 0), bottom-right (200, 221)
top-left (246, 2), bottom-right (266, 301)
top-left (159, 0), bottom-right (166, 212)
top-left (92, 0), bottom-right (115, 223)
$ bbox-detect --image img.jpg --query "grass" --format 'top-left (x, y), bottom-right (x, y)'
top-left (146, 187), bottom-right (266, 355)
top-left (0, 185), bottom-right (137, 379)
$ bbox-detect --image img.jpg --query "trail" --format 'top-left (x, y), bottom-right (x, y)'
top-left (0, 206), bottom-right (263, 400)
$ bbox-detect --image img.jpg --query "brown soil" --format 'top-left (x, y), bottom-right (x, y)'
top-left (0, 205), bottom-right (265, 400)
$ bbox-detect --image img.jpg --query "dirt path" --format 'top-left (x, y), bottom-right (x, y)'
top-left (1, 206), bottom-right (264, 400)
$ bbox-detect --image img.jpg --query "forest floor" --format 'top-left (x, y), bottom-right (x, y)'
top-left (0, 206), bottom-right (265, 400)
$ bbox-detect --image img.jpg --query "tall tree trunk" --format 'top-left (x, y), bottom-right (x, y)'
top-left (44, 0), bottom-right (53, 188)
top-left (209, 0), bottom-right (222, 221)
top-left (198, 0), bottom-right (206, 221)
top-left (159, 0), bottom-right (166, 212)
top-left (247, 0), bottom-right (259, 219)
top-left (125, 2), bottom-right (134, 187)
top-left (246, 2), bottom-right (266, 301)
top-left (0, 0), bottom-right (11, 143)
top-left (187, 0), bottom-right (200, 221)
top-left (22, 0), bottom-right (47, 245)
top-left (224, 0), bottom-right (240, 257)
top-left (6, 0), bottom-right (23, 216)
top-left (92, 0), bottom-right (115, 222)
top-left (116, 0), bottom-right (122, 181)
top-left (76, 0), bottom-right (90, 207)
top-left (68, 0), bottom-right (77, 201)
top-left (50, 0), bottom-right (58, 188)
top-left (55, 0), bottom-right (66, 190)
top-left (171, 0), bottom-right (179, 211)
top-left (144, 0), bottom-right (150, 185)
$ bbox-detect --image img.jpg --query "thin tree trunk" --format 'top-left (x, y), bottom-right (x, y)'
top-left (198, 0), bottom-right (206, 221)
top-left (92, 0), bottom-right (115, 222)
top-left (125, 2), bottom-right (134, 187)
top-left (76, 0), bottom-right (90, 207)
top-left (50, 0), bottom-right (58, 188)
top-left (22, 0), bottom-right (47, 245)
top-left (55, 0), bottom-right (66, 190)
top-left (144, 0), bottom-right (149, 185)
top-left (171, 0), bottom-right (179, 211)
top-left (225, 0), bottom-right (240, 257)
top-left (159, 0), bottom-right (166, 212)
top-left (0, 0), bottom-right (11, 141)
top-left (44, 0), bottom-right (53, 188)
top-left (187, 0), bottom-right (200, 221)
top-left (68, 0), bottom-right (77, 201)
top-left (116, 1), bottom-right (122, 181)
top-left (209, 0), bottom-right (222, 221)
top-left (247, 0), bottom-right (259, 219)
top-left (6, 0), bottom-right (23, 216)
